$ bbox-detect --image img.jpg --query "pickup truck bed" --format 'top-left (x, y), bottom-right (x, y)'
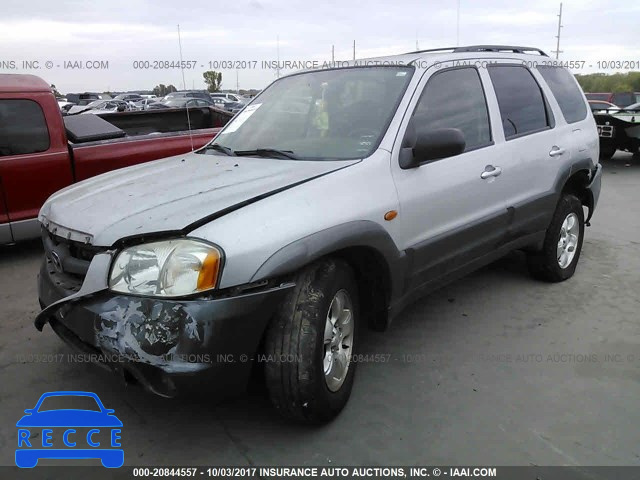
top-left (0, 74), bottom-right (233, 245)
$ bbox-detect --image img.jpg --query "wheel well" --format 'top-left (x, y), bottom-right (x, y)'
top-left (562, 169), bottom-right (592, 219)
top-left (331, 246), bottom-right (391, 332)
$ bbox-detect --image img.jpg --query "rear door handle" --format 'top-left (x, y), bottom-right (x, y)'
top-left (549, 146), bottom-right (566, 157)
top-left (481, 165), bottom-right (502, 179)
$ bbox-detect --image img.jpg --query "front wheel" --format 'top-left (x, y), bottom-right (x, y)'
top-left (527, 194), bottom-right (585, 282)
top-left (264, 258), bottom-right (359, 423)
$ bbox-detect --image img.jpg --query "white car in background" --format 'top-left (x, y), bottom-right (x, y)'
top-left (66, 100), bottom-right (131, 115)
top-left (210, 92), bottom-right (249, 104)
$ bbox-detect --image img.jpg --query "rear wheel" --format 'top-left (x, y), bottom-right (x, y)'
top-left (264, 258), bottom-right (359, 423)
top-left (527, 194), bottom-right (585, 282)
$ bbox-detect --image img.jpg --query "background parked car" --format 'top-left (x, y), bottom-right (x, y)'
top-left (585, 92), bottom-right (636, 108)
top-left (57, 100), bottom-right (75, 113)
top-left (209, 97), bottom-right (244, 113)
top-left (114, 93), bottom-right (145, 103)
top-left (65, 92), bottom-right (111, 106)
top-left (161, 98), bottom-right (218, 109)
top-left (588, 100), bottom-right (620, 112)
top-left (130, 98), bottom-right (166, 111)
top-left (164, 90), bottom-right (212, 101)
top-left (620, 102), bottom-right (640, 112)
top-left (210, 92), bottom-right (249, 104)
top-left (66, 100), bottom-right (131, 115)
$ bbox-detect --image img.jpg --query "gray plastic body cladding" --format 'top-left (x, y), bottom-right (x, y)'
top-left (251, 220), bottom-right (407, 302)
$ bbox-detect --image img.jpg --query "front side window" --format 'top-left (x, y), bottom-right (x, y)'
top-left (210, 67), bottom-right (414, 160)
top-left (412, 67), bottom-right (491, 151)
top-left (0, 99), bottom-right (50, 156)
top-left (488, 65), bottom-right (550, 139)
top-left (537, 66), bottom-right (587, 124)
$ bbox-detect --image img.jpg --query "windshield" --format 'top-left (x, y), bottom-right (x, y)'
top-left (208, 66), bottom-right (414, 160)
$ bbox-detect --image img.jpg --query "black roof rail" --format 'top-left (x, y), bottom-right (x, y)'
top-left (405, 47), bottom-right (459, 55)
top-left (453, 45), bottom-right (549, 56)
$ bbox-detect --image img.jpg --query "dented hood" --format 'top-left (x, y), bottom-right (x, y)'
top-left (40, 152), bottom-right (358, 246)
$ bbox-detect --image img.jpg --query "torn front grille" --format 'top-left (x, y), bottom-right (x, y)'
top-left (42, 228), bottom-right (107, 294)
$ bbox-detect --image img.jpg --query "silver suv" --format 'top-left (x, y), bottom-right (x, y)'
top-left (36, 45), bottom-right (602, 423)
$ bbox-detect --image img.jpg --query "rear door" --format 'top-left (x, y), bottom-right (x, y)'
top-left (390, 64), bottom-right (509, 292)
top-left (481, 63), bottom-right (565, 240)
top-left (536, 65), bottom-right (595, 173)
top-left (0, 95), bottom-right (73, 239)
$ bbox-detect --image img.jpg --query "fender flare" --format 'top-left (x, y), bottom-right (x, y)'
top-left (250, 220), bottom-right (407, 302)
top-left (555, 158), bottom-right (597, 223)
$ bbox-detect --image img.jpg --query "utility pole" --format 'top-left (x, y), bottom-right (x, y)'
top-left (552, 2), bottom-right (563, 59)
top-left (276, 35), bottom-right (281, 78)
top-left (416, 29), bottom-right (419, 50)
top-left (236, 70), bottom-right (239, 94)
top-left (456, 0), bottom-right (460, 46)
top-left (332, 45), bottom-right (335, 64)
top-left (353, 40), bottom-right (356, 61)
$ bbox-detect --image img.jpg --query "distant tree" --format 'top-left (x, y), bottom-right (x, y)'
top-left (50, 84), bottom-right (63, 98)
top-left (203, 71), bottom-right (223, 92)
top-left (575, 71), bottom-right (640, 93)
top-left (152, 84), bottom-right (178, 96)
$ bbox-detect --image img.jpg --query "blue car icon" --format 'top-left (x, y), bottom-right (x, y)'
top-left (16, 391), bottom-right (123, 468)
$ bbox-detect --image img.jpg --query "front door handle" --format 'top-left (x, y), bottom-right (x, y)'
top-left (480, 165), bottom-right (502, 179)
top-left (549, 146), bottom-right (566, 157)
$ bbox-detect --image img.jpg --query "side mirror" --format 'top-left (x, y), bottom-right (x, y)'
top-left (399, 120), bottom-right (466, 169)
top-left (117, 104), bottom-right (126, 112)
top-left (24, 409), bottom-right (34, 414)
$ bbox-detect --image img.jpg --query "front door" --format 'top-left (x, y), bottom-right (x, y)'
top-left (390, 64), bottom-right (509, 293)
top-left (0, 96), bottom-right (72, 240)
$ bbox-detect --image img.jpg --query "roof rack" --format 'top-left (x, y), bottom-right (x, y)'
top-left (453, 45), bottom-right (549, 56)
top-left (406, 45), bottom-right (548, 57)
top-left (405, 47), bottom-right (458, 55)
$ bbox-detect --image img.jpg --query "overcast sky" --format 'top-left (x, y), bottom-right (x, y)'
top-left (1, 0), bottom-right (638, 93)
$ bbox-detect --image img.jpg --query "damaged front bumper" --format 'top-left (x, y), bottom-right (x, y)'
top-left (36, 252), bottom-right (294, 398)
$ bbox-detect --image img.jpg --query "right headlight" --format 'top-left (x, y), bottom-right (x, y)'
top-left (109, 238), bottom-right (223, 297)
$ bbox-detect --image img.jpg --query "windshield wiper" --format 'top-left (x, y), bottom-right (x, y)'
top-left (202, 143), bottom-right (235, 156)
top-left (233, 148), bottom-right (299, 160)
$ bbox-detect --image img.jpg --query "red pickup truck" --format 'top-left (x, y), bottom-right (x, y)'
top-left (0, 74), bottom-right (232, 245)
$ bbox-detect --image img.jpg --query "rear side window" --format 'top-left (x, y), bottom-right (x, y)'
top-left (0, 99), bottom-right (50, 156)
top-left (537, 66), bottom-right (587, 123)
top-left (413, 67), bottom-right (492, 151)
top-left (488, 65), bottom-right (550, 139)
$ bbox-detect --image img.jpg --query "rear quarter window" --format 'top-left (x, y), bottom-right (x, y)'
top-left (0, 99), bottom-right (50, 156)
top-left (537, 66), bottom-right (587, 124)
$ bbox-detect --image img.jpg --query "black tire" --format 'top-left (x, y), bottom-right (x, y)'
top-left (264, 258), bottom-right (359, 424)
top-left (527, 194), bottom-right (585, 282)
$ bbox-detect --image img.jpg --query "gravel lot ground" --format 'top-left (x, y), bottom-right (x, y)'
top-left (1, 151), bottom-right (639, 468)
